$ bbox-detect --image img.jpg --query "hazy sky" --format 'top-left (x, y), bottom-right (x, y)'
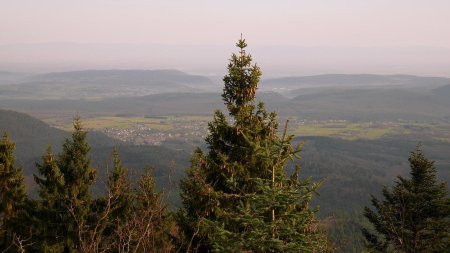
top-left (1, 0), bottom-right (450, 76)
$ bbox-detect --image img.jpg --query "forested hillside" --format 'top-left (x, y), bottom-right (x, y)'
top-left (0, 69), bottom-right (216, 99)
top-left (0, 109), bottom-right (190, 195)
top-left (2, 84), bottom-right (450, 122)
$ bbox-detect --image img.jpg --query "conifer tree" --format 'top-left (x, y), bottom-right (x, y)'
top-left (133, 168), bottom-right (173, 252)
top-left (58, 116), bottom-right (96, 251)
top-left (35, 146), bottom-right (65, 204)
top-left (34, 117), bottom-right (96, 252)
top-left (179, 37), bottom-right (327, 252)
top-left (0, 133), bottom-right (28, 250)
top-left (107, 148), bottom-right (132, 222)
top-left (34, 145), bottom-right (66, 252)
top-left (98, 148), bottom-right (133, 250)
top-left (363, 145), bottom-right (450, 252)
top-left (110, 168), bottom-right (174, 252)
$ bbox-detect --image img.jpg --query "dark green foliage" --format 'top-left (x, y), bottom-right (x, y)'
top-left (107, 148), bottom-right (132, 223)
top-left (363, 145), bottom-right (450, 252)
top-left (35, 146), bottom-right (65, 202)
top-left (59, 116), bottom-right (96, 204)
top-left (0, 133), bottom-right (28, 251)
top-left (32, 137), bottom-right (174, 252)
top-left (33, 117), bottom-right (97, 252)
top-left (179, 38), bottom-right (328, 252)
top-left (73, 150), bottom-right (174, 252)
top-left (325, 211), bottom-right (367, 253)
top-left (58, 117), bottom-right (96, 251)
top-left (106, 167), bottom-right (174, 252)
top-left (131, 168), bottom-right (174, 252)
top-left (33, 146), bottom-right (67, 252)
top-left (94, 148), bottom-right (133, 251)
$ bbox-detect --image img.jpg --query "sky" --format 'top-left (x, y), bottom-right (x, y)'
top-left (1, 0), bottom-right (450, 76)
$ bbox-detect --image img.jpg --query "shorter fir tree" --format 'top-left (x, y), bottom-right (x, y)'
top-left (112, 168), bottom-right (174, 252)
top-left (97, 148), bottom-right (133, 250)
top-left (107, 148), bottom-right (132, 222)
top-left (0, 133), bottom-right (28, 251)
top-left (363, 145), bottom-right (450, 253)
top-left (34, 117), bottom-right (97, 252)
top-left (34, 146), bottom-right (66, 252)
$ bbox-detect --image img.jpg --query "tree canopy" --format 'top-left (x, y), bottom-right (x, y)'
top-left (363, 145), bottom-right (450, 252)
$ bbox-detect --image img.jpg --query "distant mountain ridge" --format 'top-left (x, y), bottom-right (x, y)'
top-left (1, 71), bottom-right (450, 121)
top-left (433, 84), bottom-right (450, 98)
top-left (0, 71), bottom-right (29, 84)
top-left (2, 70), bottom-right (450, 99)
top-left (1, 86), bottom-right (450, 121)
top-left (0, 69), bottom-right (217, 99)
top-left (261, 74), bottom-right (450, 97)
top-left (32, 69), bottom-right (213, 87)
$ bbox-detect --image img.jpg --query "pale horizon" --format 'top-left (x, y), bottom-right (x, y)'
top-left (2, 0), bottom-right (450, 77)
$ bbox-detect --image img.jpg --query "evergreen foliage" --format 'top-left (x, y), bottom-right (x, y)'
top-left (0, 133), bottom-right (28, 250)
top-left (130, 168), bottom-right (174, 252)
top-left (30, 120), bottom-right (174, 252)
top-left (33, 145), bottom-right (66, 252)
top-left (179, 37), bottom-right (328, 252)
top-left (363, 145), bottom-right (450, 252)
top-left (107, 148), bottom-right (133, 225)
top-left (33, 117), bottom-right (97, 252)
top-left (105, 165), bottom-right (174, 252)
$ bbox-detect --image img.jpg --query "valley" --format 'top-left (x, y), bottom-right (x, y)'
top-left (1, 71), bottom-right (449, 252)
top-left (40, 114), bottom-right (450, 145)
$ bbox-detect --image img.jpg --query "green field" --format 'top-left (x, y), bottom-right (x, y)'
top-left (82, 117), bottom-right (173, 131)
top-left (45, 116), bottom-right (211, 132)
top-left (290, 121), bottom-right (450, 141)
top-left (292, 122), bottom-right (402, 140)
top-left (45, 115), bottom-right (450, 143)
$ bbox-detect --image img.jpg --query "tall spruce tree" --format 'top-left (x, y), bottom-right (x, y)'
top-left (363, 145), bottom-right (450, 253)
top-left (179, 37), bottom-right (328, 252)
top-left (0, 133), bottom-right (28, 251)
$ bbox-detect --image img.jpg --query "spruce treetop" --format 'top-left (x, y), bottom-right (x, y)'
top-left (409, 144), bottom-right (437, 188)
top-left (222, 36), bottom-right (262, 118)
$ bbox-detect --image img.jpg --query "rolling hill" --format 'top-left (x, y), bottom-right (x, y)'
top-left (0, 91), bottom-right (292, 118)
top-left (1, 87), bottom-right (449, 122)
top-left (260, 74), bottom-right (450, 97)
top-left (288, 88), bottom-right (450, 121)
top-left (433, 84), bottom-right (450, 99)
top-left (0, 69), bottom-right (217, 99)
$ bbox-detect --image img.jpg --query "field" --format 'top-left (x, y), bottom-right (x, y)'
top-left (46, 115), bottom-right (211, 131)
top-left (282, 118), bottom-right (450, 142)
top-left (45, 115), bottom-right (212, 145)
top-left (52, 116), bottom-right (173, 131)
top-left (44, 115), bottom-right (450, 145)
